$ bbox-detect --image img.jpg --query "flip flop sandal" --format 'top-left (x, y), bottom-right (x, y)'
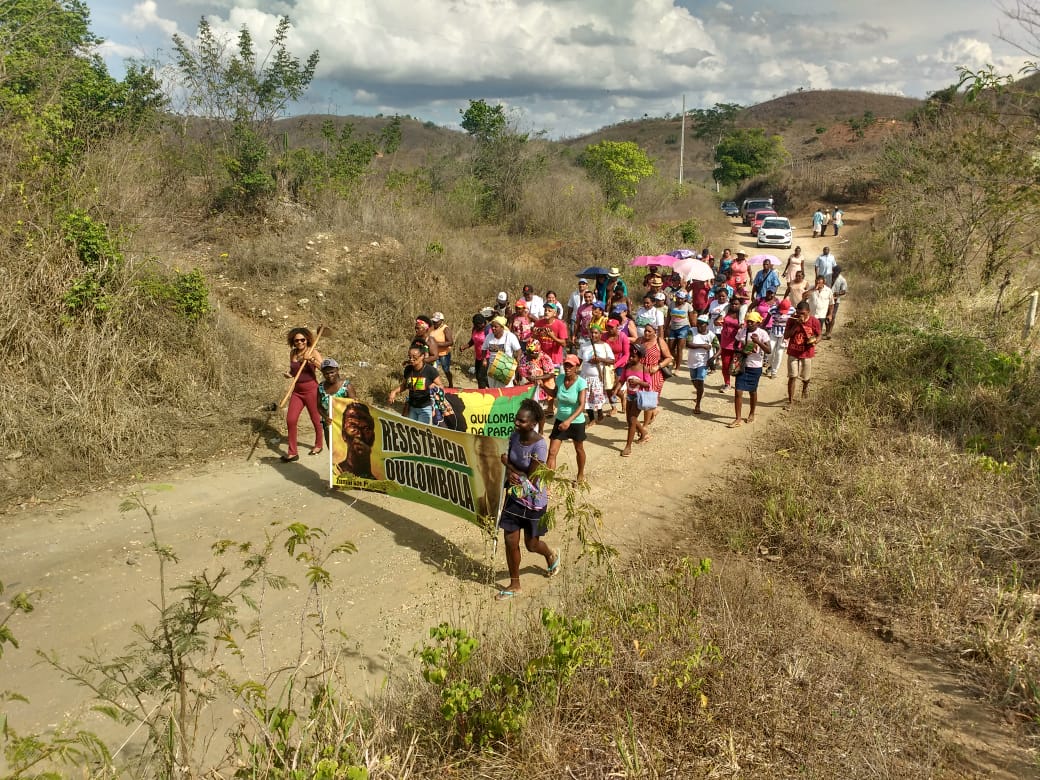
top-left (495, 590), bottom-right (519, 601)
top-left (547, 555), bottom-right (562, 578)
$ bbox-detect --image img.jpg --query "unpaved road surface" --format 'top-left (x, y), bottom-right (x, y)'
top-left (2, 214), bottom-right (1031, 775)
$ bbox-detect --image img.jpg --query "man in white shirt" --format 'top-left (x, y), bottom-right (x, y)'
top-left (806, 274), bottom-right (835, 329)
top-left (814, 247), bottom-right (836, 286)
top-left (827, 265), bottom-right (848, 338)
top-left (521, 284), bottom-right (545, 318)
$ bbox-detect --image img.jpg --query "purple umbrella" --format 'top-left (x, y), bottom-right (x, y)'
top-left (669, 249), bottom-right (698, 259)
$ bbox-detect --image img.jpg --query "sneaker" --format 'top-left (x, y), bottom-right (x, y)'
top-left (720, 384), bottom-right (730, 392)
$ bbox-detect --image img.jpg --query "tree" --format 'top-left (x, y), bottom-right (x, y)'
top-left (0, 0), bottom-right (166, 166)
top-left (172, 16), bottom-right (319, 211)
top-left (459, 99), bottom-right (507, 142)
top-left (712, 129), bottom-right (787, 186)
top-left (578, 140), bottom-right (655, 208)
top-left (172, 16), bottom-right (318, 131)
top-left (458, 98), bottom-right (541, 220)
top-left (689, 102), bottom-right (742, 142)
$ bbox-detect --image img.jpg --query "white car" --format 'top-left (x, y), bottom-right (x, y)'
top-left (756, 216), bottom-right (793, 249)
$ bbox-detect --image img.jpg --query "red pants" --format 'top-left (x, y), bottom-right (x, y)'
top-left (720, 348), bottom-right (735, 386)
top-left (287, 381), bottom-right (322, 456)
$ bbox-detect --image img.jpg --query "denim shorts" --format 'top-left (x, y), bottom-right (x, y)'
top-left (670, 325), bottom-right (691, 340)
top-left (689, 365), bottom-right (707, 382)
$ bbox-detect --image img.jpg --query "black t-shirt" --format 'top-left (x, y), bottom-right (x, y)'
top-left (404, 364), bottom-right (440, 408)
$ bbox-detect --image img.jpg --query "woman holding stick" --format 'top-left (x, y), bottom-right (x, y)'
top-left (282, 327), bottom-right (324, 462)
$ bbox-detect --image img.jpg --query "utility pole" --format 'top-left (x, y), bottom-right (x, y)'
top-left (678, 94), bottom-right (685, 185)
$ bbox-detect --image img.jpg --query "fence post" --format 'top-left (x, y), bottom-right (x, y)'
top-left (1026, 290), bottom-right (1039, 338)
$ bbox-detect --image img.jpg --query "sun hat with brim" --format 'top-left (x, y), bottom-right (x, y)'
top-left (562, 354), bottom-right (581, 367)
top-left (320, 358), bottom-right (339, 370)
top-left (608, 267), bottom-right (620, 277)
top-left (745, 311), bottom-right (763, 323)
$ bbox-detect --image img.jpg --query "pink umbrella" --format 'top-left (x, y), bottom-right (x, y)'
top-left (631, 254), bottom-right (681, 267)
top-left (674, 257), bottom-right (715, 282)
top-left (749, 253), bottom-right (780, 266)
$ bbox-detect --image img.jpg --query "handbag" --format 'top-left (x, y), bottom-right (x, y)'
top-left (731, 351), bottom-right (746, 376)
top-left (635, 390), bottom-right (658, 410)
top-left (659, 364), bottom-right (674, 380)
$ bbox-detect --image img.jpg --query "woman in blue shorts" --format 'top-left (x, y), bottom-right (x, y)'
top-left (496, 399), bottom-right (560, 600)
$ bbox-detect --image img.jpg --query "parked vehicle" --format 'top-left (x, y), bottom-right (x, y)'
top-left (741, 197), bottom-right (773, 224)
top-left (756, 216), bottom-right (793, 248)
top-left (749, 209), bottom-right (777, 236)
top-left (721, 201), bottom-right (740, 217)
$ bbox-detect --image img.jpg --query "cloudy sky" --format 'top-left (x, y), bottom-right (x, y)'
top-left (90, 0), bottom-right (1035, 138)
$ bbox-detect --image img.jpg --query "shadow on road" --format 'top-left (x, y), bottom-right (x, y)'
top-left (265, 456), bottom-right (495, 587)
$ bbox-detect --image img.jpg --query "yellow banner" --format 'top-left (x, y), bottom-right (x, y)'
top-left (329, 398), bottom-right (508, 531)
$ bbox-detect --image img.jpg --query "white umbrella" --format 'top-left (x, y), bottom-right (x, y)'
top-left (674, 257), bottom-right (715, 282)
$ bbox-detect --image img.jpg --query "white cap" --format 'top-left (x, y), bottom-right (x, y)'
top-left (497, 291), bottom-right (508, 302)
top-left (431, 311), bottom-right (444, 322)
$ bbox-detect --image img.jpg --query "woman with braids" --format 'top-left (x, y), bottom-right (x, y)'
top-left (495, 398), bottom-right (560, 601)
top-left (282, 327), bottom-right (324, 462)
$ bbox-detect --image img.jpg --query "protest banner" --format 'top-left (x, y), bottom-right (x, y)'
top-left (329, 398), bottom-right (507, 531)
top-left (445, 385), bottom-right (537, 438)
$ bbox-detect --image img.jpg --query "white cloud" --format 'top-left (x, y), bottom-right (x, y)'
top-left (122, 1), bottom-right (178, 36)
top-left (90, 0), bottom-right (1031, 136)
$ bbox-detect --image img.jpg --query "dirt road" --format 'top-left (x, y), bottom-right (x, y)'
top-left (2, 213), bottom-right (1027, 775)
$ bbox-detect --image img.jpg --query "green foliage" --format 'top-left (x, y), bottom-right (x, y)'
top-left (60, 210), bottom-right (124, 318)
top-left (847, 110), bottom-right (877, 138)
top-left (459, 99), bottom-right (507, 143)
top-left (172, 16), bottom-right (318, 211)
top-left (688, 102), bottom-right (743, 142)
top-left (220, 122), bottom-right (275, 211)
top-left (418, 609), bottom-right (611, 750)
top-left (46, 493), bottom-right (355, 777)
top-left (713, 128), bottom-right (787, 186)
top-left (286, 117), bottom-right (404, 200)
top-left (457, 99), bottom-right (542, 220)
top-left (60, 210), bottom-right (123, 270)
top-left (815, 125), bottom-right (827, 134)
top-left (172, 16), bottom-right (318, 129)
top-left (675, 219), bottom-right (702, 246)
top-left (0, 0), bottom-right (166, 168)
top-left (578, 140), bottom-right (655, 208)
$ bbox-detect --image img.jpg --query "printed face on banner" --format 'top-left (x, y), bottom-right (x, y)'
top-left (330, 398), bottom-right (508, 531)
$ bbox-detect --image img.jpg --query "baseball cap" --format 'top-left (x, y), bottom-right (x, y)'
top-left (431, 311), bottom-right (444, 322)
top-left (746, 311), bottom-right (763, 323)
top-left (492, 316), bottom-right (508, 327)
top-left (778, 299), bottom-right (792, 312)
top-left (607, 318), bottom-right (620, 328)
top-left (562, 354), bottom-right (581, 367)
top-left (320, 358), bottom-right (339, 370)
top-left (515, 299), bottom-right (527, 308)
top-left (578, 278), bottom-right (588, 285)
top-left (611, 303), bottom-right (628, 313)
top-left (497, 291), bottom-right (508, 302)
top-left (696, 314), bottom-right (709, 324)
top-left (523, 284), bottom-right (534, 294)
top-left (480, 306), bottom-right (495, 318)
top-left (654, 292), bottom-right (666, 301)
